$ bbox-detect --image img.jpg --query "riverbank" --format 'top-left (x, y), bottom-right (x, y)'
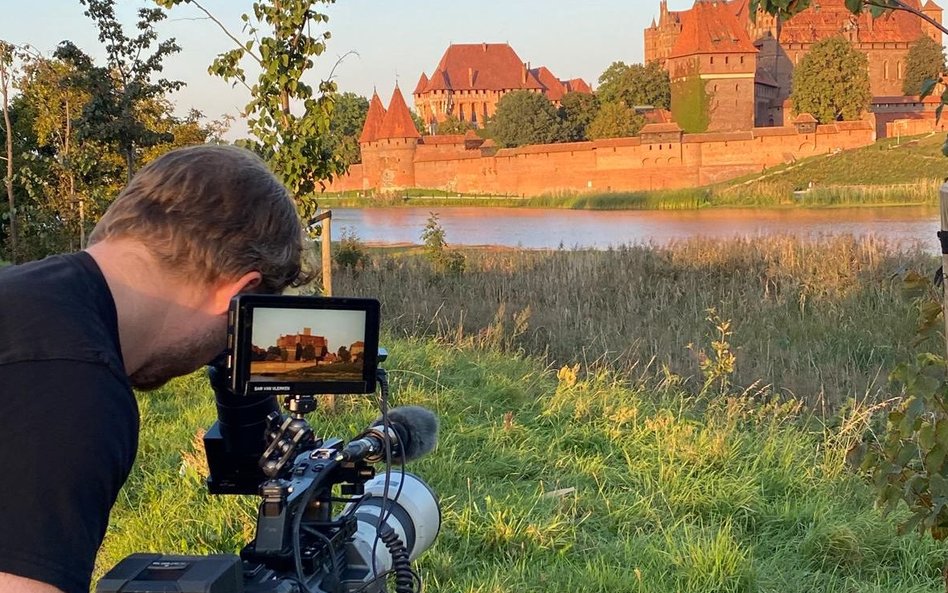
top-left (319, 134), bottom-right (946, 210)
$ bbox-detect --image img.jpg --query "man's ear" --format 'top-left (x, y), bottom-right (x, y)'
top-left (209, 271), bottom-right (262, 314)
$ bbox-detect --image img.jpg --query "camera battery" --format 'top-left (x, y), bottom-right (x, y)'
top-left (96, 553), bottom-right (243, 593)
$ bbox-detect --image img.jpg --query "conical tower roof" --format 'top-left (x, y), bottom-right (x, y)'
top-left (359, 91), bottom-right (387, 144)
top-left (378, 86), bottom-right (421, 140)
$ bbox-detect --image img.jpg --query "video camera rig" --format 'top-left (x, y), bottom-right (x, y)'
top-left (97, 296), bottom-right (441, 593)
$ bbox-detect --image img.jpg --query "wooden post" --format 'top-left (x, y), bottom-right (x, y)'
top-left (942, 183), bottom-right (948, 360)
top-left (310, 209), bottom-right (334, 410)
top-left (311, 210), bottom-right (333, 296)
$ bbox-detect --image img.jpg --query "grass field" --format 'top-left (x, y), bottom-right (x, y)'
top-left (96, 237), bottom-right (948, 592)
top-left (97, 341), bottom-right (948, 593)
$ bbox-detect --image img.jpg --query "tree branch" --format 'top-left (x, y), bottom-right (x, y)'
top-left (187, 0), bottom-right (263, 66)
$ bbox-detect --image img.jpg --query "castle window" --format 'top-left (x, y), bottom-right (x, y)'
top-left (740, 56), bottom-right (744, 64)
top-left (898, 61), bottom-right (904, 79)
top-left (710, 56), bottom-right (715, 65)
top-left (884, 61), bottom-right (889, 79)
top-left (725, 56), bottom-right (730, 65)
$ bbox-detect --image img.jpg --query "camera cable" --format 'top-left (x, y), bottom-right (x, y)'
top-left (290, 458), bottom-right (343, 593)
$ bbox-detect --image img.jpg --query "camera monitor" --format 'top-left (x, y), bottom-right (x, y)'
top-left (228, 295), bottom-right (380, 396)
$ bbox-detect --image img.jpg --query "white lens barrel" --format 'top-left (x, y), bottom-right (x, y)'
top-left (344, 471), bottom-right (441, 573)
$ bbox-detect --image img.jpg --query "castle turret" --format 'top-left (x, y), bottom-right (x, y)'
top-left (358, 91), bottom-right (387, 191)
top-left (923, 0), bottom-right (944, 44)
top-left (359, 91), bottom-right (387, 144)
top-left (375, 86), bottom-right (420, 191)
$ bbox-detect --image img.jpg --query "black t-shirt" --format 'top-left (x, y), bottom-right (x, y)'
top-left (0, 252), bottom-right (138, 593)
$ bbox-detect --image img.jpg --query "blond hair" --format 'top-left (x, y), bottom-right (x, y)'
top-left (89, 145), bottom-right (304, 293)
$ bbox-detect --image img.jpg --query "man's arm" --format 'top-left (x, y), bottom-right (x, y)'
top-left (0, 572), bottom-right (66, 593)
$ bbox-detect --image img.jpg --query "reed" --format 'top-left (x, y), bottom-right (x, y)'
top-left (332, 236), bottom-right (936, 407)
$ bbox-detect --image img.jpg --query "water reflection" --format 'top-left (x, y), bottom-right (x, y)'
top-left (330, 206), bottom-right (940, 251)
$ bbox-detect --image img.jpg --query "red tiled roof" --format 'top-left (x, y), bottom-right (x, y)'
top-left (780, 0), bottom-right (927, 44)
top-left (377, 87), bottom-right (420, 140)
top-left (731, 0), bottom-right (751, 20)
top-left (413, 73), bottom-right (429, 95)
top-left (359, 91), bottom-right (387, 144)
top-left (531, 66), bottom-right (568, 101)
top-left (421, 43), bottom-right (545, 92)
top-left (566, 78), bottom-right (593, 94)
top-left (669, 0), bottom-right (758, 58)
top-left (640, 122), bottom-right (683, 134)
top-left (644, 108), bottom-right (674, 124)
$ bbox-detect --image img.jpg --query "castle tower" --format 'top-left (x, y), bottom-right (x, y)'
top-left (923, 0), bottom-right (944, 44)
top-left (375, 86), bottom-right (420, 191)
top-left (358, 91), bottom-right (387, 191)
top-left (666, 0), bottom-right (758, 132)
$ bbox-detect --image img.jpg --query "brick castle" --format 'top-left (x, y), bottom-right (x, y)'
top-left (645, 0), bottom-right (943, 131)
top-left (413, 43), bottom-right (591, 132)
top-left (328, 0), bottom-right (945, 196)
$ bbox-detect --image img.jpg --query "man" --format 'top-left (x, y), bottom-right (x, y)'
top-left (0, 145), bottom-right (306, 593)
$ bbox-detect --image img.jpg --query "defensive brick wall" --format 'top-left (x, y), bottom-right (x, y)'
top-left (329, 122), bottom-right (876, 196)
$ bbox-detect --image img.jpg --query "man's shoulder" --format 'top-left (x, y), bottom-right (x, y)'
top-left (0, 253), bottom-right (122, 371)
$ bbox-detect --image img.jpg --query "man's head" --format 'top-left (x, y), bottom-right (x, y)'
top-left (87, 145), bottom-right (305, 390)
top-left (89, 144), bottom-right (304, 294)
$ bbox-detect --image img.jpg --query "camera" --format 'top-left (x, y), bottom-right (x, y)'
top-left (97, 295), bottom-right (441, 593)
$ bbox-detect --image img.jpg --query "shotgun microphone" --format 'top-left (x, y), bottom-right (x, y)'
top-left (339, 406), bottom-right (439, 464)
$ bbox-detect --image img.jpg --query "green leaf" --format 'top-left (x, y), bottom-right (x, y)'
top-left (920, 78), bottom-right (939, 100)
top-left (920, 422), bottom-right (937, 452)
top-left (926, 444), bottom-right (948, 475)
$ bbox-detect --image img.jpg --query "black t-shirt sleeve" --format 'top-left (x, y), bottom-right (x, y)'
top-left (0, 360), bottom-right (138, 593)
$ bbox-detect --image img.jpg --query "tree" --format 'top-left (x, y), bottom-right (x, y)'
top-left (328, 92), bottom-right (369, 166)
top-left (586, 101), bottom-right (645, 140)
top-left (597, 61), bottom-right (670, 110)
top-left (487, 90), bottom-right (565, 148)
top-left (59, 0), bottom-right (183, 182)
top-left (791, 37), bottom-right (871, 123)
top-left (410, 109), bottom-right (427, 136)
top-left (903, 36), bottom-right (946, 96)
top-left (17, 52), bottom-right (102, 249)
top-left (0, 41), bottom-right (17, 261)
top-left (559, 91), bottom-right (600, 142)
top-left (337, 345), bottom-right (350, 363)
top-left (671, 63), bottom-right (711, 133)
top-left (158, 0), bottom-right (347, 221)
top-left (434, 114), bottom-right (475, 135)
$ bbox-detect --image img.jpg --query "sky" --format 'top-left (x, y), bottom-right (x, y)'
top-left (251, 307), bottom-right (366, 351)
top-left (0, 0), bottom-right (697, 138)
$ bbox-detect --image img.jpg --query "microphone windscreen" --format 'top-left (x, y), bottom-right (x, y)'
top-left (375, 406), bottom-right (439, 462)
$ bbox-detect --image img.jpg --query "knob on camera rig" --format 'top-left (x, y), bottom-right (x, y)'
top-left (97, 296), bottom-right (441, 593)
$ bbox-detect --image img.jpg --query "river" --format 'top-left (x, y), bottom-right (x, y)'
top-left (327, 206), bottom-right (941, 251)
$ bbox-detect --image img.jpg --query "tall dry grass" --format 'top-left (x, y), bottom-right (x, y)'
top-left (332, 236), bottom-right (935, 407)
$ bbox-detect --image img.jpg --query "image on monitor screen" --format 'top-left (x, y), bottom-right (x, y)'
top-left (249, 307), bottom-right (367, 384)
